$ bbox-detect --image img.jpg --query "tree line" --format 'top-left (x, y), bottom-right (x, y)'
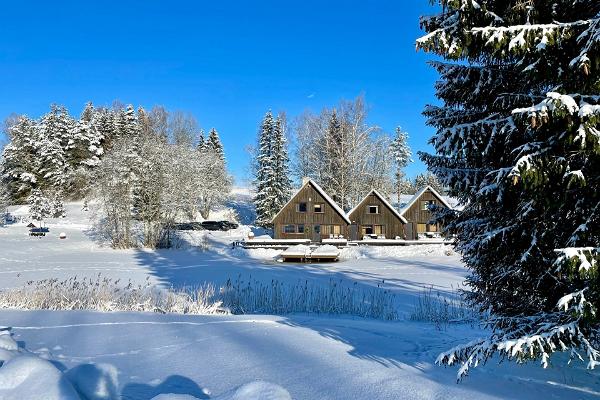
top-left (0, 102), bottom-right (231, 248)
top-left (252, 95), bottom-right (444, 227)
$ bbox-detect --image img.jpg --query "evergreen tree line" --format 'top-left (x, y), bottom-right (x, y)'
top-left (0, 102), bottom-right (231, 248)
top-left (418, 0), bottom-right (600, 378)
top-left (252, 96), bottom-right (444, 227)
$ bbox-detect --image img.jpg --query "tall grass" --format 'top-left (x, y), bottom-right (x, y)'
top-left (409, 285), bottom-right (479, 329)
top-left (222, 276), bottom-right (397, 320)
top-left (0, 276), bottom-right (224, 314)
top-left (0, 274), bottom-right (398, 321)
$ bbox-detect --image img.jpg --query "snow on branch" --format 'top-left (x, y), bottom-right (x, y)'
top-left (554, 247), bottom-right (599, 273)
top-left (569, 15), bottom-right (600, 75)
top-left (472, 20), bottom-right (592, 53)
top-left (513, 92), bottom-right (579, 117)
top-left (437, 313), bottom-right (600, 380)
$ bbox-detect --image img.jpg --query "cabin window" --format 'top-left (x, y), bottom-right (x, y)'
top-left (283, 224), bottom-right (305, 234)
top-left (417, 223), bottom-right (427, 233)
top-left (420, 200), bottom-right (435, 211)
top-left (283, 224), bottom-right (296, 234)
top-left (368, 205), bottom-right (379, 214)
top-left (297, 202), bottom-right (307, 212)
top-left (321, 225), bottom-right (341, 236)
top-left (427, 224), bottom-right (437, 232)
top-left (333, 225), bottom-right (341, 235)
top-left (313, 203), bottom-right (324, 213)
top-left (374, 225), bottom-right (385, 235)
top-left (362, 225), bottom-right (374, 235)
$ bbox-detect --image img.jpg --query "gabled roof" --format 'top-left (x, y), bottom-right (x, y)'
top-left (347, 189), bottom-right (408, 224)
top-left (271, 178), bottom-right (351, 224)
top-left (399, 185), bottom-right (452, 216)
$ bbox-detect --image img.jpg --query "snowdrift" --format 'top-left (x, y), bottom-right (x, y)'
top-left (0, 327), bottom-right (291, 400)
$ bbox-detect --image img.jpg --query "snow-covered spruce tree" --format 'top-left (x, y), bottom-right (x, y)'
top-left (253, 111), bottom-right (291, 227)
top-left (389, 126), bottom-right (412, 204)
top-left (68, 102), bottom-right (106, 198)
top-left (207, 128), bottom-right (225, 161)
top-left (271, 115), bottom-right (292, 212)
top-left (0, 116), bottom-right (39, 202)
top-left (321, 110), bottom-right (345, 206)
top-left (414, 172), bottom-right (445, 194)
top-left (197, 129), bottom-right (207, 152)
top-left (0, 179), bottom-right (10, 221)
top-left (254, 111), bottom-right (276, 228)
top-left (27, 189), bottom-right (51, 221)
top-left (417, 0), bottom-right (600, 378)
top-left (37, 105), bottom-right (74, 191)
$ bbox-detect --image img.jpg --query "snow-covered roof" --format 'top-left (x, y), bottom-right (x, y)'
top-left (271, 179), bottom-right (351, 225)
top-left (348, 189), bottom-right (408, 224)
top-left (399, 186), bottom-right (453, 216)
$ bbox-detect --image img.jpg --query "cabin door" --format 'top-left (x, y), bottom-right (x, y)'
top-left (350, 224), bottom-right (358, 241)
top-left (313, 225), bottom-right (321, 242)
top-left (406, 223), bottom-right (416, 240)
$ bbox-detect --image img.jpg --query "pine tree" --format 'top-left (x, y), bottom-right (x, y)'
top-left (417, 0), bottom-right (600, 378)
top-left (37, 105), bottom-right (74, 190)
top-left (271, 115), bottom-right (292, 212)
top-left (389, 126), bottom-right (412, 205)
top-left (27, 189), bottom-right (51, 221)
top-left (254, 111), bottom-right (275, 227)
top-left (207, 128), bottom-right (225, 161)
top-left (69, 102), bottom-right (104, 169)
top-left (0, 116), bottom-right (39, 201)
top-left (322, 111), bottom-right (346, 207)
top-left (196, 129), bottom-right (207, 152)
top-left (414, 172), bottom-right (444, 194)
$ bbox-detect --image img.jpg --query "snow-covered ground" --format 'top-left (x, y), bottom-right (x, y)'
top-left (0, 202), bottom-right (599, 399)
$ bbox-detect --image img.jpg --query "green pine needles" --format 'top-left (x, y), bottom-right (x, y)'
top-left (417, 0), bottom-right (600, 379)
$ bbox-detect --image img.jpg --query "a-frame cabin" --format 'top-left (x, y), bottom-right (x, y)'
top-left (347, 189), bottom-right (407, 240)
top-left (272, 178), bottom-right (350, 241)
top-left (400, 185), bottom-right (452, 240)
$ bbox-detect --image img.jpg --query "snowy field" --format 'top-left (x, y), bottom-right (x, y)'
top-left (0, 202), bottom-right (599, 399)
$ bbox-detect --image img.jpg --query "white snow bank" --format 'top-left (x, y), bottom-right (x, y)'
top-left (280, 244), bottom-right (311, 257)
top-left (340, 244), bottom-right (456, 260)
top-left (215, 381), bottom-right (292, 400)
top-left (0, 331), bottom-right (18, 351)
top-left (150, 381), bottom-right (291, 400)
top-left (0, 328), bottom-right (290, 400)
top-left (65, 363), bottom-right (119, 400)
top-left (0, 355), bottom-right (81, 400)
top-left (311, 245), bottom-right (340, 257)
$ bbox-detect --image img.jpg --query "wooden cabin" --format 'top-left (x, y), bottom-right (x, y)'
top-left (400, 186), bottom-right (452, 240)
top-left (272, 178), bottom-right (351, 241)
top-left (347, 189), bottom-right (407, 240)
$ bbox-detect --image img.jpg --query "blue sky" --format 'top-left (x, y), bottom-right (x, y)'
top-left (0, 1), bottom-right (440, 186)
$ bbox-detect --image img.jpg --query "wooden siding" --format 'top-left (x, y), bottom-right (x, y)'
top-left (273, 182), bottom-right (349, 240)
top-left (347, 193), bottom-right (405, 240)
top-left (401, 189), bottom-right (447, 239)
